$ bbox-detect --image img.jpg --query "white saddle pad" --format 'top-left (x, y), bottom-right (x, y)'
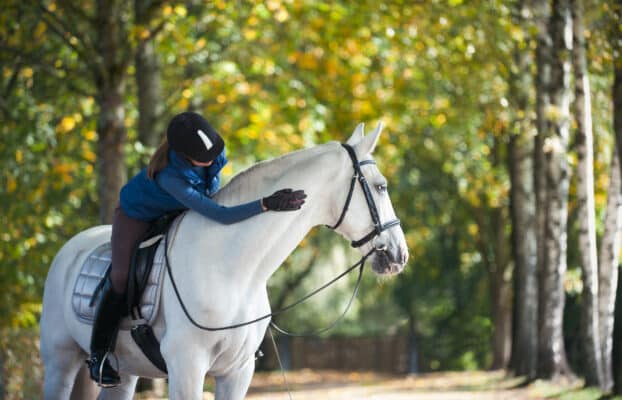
top-left (71, 237), bottom-right (167, 330)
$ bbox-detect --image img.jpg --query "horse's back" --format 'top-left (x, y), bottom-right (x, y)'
top-left (44, 225), bottom-right (112, 294)
top-left (41, 225), bottom-right (112, 352)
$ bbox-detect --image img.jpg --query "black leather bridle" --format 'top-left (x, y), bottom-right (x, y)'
top-left (327, 143), bottom-right (401, 248)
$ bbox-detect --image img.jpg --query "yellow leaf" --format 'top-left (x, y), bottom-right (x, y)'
top-left (298, 52), bottom-right (318, 69)
top-left (83, 149), bottom-right (96, 162)
top-left (222, 163), bottom-right (233, 177)
top-left (196, 38), bottom-right (206, 50)
top-left (7, 175), bottom-right (16, 193)
top-left (83, 130), bottom-right (97, 141)
top-left (57, 116), bottom-right (76, 133)
top-left (33, 22), bottom-right (47, 39)
top-left (264, 130), bottom-right (276, 142)
top-left (432, 113), bottom-right (446, 127)
top-left (182, 88), bottom-right (193, 99)
top-left (174, 5), bottom-right (187, 17)
top-left (163, 5), bottom-right (173, 16)
top-left (15, 150), bottom-right (23, 163)
top-left (243, 28), bottom-right (258, 41)
top-left (138, 27), bottom-right (151, 40)
top-left (22, 68), bottom-right (33, 78)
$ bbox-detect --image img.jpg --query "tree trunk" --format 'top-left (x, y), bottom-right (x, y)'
top-left (508, 132), bottom-right (538, 378)
top-left (533, 2), bottom-right (552, 372)
top-left (95, 0), bottom-right (129, 223)
top-left (538, 0), bottom-right (573, 380)
top-left (508, 0), bottom-right (538, 379)
top-left (571, 0), bottom-right (605, 389)
top-left (135, 0), bottom-right (165, 152)
top-left (473, 203), bottom-right (512, 371)
top-left (611, 32), bottom-right (622, 391)
top-left (599, 149), bottom-right (622, 393)
top-left (615, 37), bottom-right (622, 192)
top-left (489, 205), bottom-right (513, 370)
top-left (408, 314), bottom-right (419, 374)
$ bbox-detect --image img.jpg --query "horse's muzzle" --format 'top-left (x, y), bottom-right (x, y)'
top-left (370, 243), bottom-right (408, 276)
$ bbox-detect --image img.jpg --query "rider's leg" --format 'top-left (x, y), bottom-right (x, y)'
top-left (87, 206), bottom-right (149, 387)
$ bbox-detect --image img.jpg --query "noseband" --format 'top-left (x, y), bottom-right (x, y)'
top-left (327, 143), bottom-right (401, 248)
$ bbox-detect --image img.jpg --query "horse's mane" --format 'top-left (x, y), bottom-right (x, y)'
top-left (212, 141), bottom-right (339, 205)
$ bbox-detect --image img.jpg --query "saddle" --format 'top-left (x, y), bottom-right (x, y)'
top-left (72, 210), bottom-right (184, 373)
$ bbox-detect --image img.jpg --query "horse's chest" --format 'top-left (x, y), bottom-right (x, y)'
top-left (207, 320), bottom-right (268, 375)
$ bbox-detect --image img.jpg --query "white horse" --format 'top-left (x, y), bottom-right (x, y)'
top-left (40, 123), bottom-right (409, 400)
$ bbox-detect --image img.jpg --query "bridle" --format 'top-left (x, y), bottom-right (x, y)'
top-left (327, 143), bottom-right (401, 249)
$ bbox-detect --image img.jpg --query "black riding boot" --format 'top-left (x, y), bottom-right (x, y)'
top-left (86, 276), bottom-right (125, 387)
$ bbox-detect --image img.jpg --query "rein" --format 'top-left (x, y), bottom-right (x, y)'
top-left (163, 226), bottom-right (373, 332)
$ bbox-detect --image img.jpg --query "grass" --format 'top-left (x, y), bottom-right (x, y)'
top-left (528, 379), bottom-right (622, 400)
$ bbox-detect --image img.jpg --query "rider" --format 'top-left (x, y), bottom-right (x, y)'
top-left (87, 111), bottom-right (307, 387)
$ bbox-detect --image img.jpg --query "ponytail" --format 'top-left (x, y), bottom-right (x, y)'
top-left (147, 139), bottom-right (170, 179)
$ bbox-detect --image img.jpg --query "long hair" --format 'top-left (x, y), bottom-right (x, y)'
top-left (147, 138), bottom-right (170, 179)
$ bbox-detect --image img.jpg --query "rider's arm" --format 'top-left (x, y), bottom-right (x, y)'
top-left (157, 172), bottom-right (264, 224)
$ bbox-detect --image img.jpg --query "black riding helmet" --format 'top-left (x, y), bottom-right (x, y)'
top-left (167, 111), bottom-right (225, 163)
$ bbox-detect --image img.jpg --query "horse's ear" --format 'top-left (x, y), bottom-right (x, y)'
top-left (346, 123), bottom-right (365, 145)
top-left (357, 121), bottom-right (383, 155)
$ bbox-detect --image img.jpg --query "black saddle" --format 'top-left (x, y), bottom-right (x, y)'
top-left (126, 210), bottom-right (182, 319)
top-left (91, 210), bottom-right (182, 374)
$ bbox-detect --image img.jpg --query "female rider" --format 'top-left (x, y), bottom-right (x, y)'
top-left (87, 111), bottom-right (306, 387)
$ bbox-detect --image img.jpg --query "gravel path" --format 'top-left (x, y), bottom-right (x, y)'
top-left (138, 370), bottom-right (544, 399)
top-left (243, 370), bottom-right (538, 400)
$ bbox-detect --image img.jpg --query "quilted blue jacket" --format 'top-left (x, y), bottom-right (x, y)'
top-left (120, 148), bottom-right (263, 223)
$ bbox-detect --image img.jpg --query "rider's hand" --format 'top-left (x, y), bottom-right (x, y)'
top-left (262, 189), bottom-right (307, 211)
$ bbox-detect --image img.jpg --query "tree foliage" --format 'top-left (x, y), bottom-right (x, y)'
top-left (0, 0), bottom-right (618, 388)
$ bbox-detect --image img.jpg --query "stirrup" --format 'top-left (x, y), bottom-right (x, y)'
top-left (86, 351), bottom-right (120, 388)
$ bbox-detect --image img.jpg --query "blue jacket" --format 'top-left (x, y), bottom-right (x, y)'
top-left (120, 149), bottom-right (264, 223)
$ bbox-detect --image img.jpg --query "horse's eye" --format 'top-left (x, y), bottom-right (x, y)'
top-left (376, 184), bottom-right (388, 193)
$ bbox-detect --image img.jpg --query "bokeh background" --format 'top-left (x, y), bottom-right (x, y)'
top-left (1, 0), bottom-right (621, 398)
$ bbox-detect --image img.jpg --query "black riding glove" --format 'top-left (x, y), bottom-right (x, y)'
top-left (262, 188), bottom-right (307, 211)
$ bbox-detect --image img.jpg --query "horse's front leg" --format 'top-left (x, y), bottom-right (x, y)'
top-left (162, 337), bottom-right (208, 400)
top-left (214, 357), bottom-right (255, 400)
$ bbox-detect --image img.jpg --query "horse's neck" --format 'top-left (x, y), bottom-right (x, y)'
top-left (185, 142), bottom-right (347, 285)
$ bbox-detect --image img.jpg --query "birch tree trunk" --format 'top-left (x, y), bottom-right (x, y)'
top-left (533, 2), bottom-right (552, 362)
top-left (508, 120), bottom-right (538, 378)
top-left (508, 0), bottom-right (538, 379)
top-left (615, 29), bottom-right (622, 188)
top-left (538, 0), bottom-right (573, 379)
top-left (599, 149), bottom-right (622, 393)
top-left (571, 0), bottom-right (605, 389)
top-left (612, 35), bottom-right (622, 392)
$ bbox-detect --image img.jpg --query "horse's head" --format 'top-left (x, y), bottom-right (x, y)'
top-left (329, 122), bottom-right (409, 276)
